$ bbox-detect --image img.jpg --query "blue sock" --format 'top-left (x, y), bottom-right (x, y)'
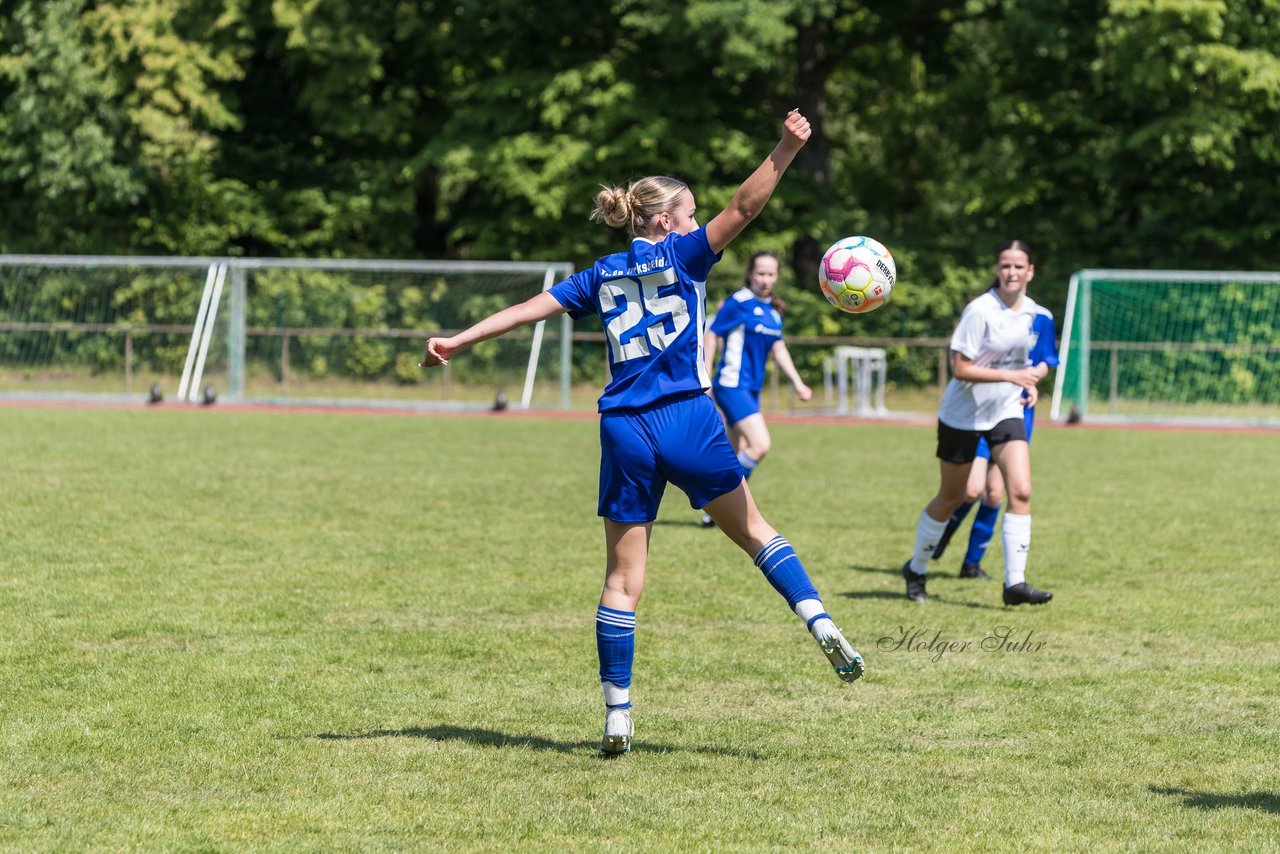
top-left (950, 501), bottom-right (975, 527)
top-left (754, 535), bottom-right (820, 609)
top-left (596, 605), bottom-right (635, 708)
top-left (964, 502), bottom-right (1001, 566)
top-left (737, 450), bottom-right (758, 480)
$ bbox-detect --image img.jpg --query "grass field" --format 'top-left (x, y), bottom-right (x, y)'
top-left (1, 405), bottom-right (1277, 850)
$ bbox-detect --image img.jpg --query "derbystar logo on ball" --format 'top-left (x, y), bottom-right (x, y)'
top-left (818, 235), bottom-right (896, 314)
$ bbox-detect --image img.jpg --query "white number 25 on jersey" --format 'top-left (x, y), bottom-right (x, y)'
top-left (598, 269), bottom-right (690, 363)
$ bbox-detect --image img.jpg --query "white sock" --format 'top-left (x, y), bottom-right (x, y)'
top-left (793, 598), bottom-right (825, 624)
top-left (794, 598), bottom-right (840, 643)
top-left (1002, 513), bottom-right (1031, 587)
top-left (602, 681), bottom-right (630, 709)
top-left (910, 511), bottom-right (948, 574)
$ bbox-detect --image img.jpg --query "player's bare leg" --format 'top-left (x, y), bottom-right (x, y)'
top-left (598, 521), bottom-right (650, 755)
top-left (705, 483), bottom-right (864, 683)
top-left (958, 463), bottom-right (1005, 580)
top-left (933, 455), bottom-right (988, 567)
top-left (904, 460), bottom-right (973, 602)
top-left (989, 440), bottom-right (1051, 605)
top-left (730, 413), bottom-right (772, 468)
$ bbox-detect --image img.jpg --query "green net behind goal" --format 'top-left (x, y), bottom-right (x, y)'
top-left (1051, 270), bottom-right (1280, 426)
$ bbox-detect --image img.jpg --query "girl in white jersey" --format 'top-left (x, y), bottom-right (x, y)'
top-left (901, 240), bottom-right (1054, 606)
top-left (420, 111), bottom-right (863, 756)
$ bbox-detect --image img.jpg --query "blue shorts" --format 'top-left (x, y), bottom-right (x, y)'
top-left (598, 393), bottom-right (743, 523)
top-left (712, 385), bottom-right (761, 427)
top-left (974, 406), bottom-right (1036, 460)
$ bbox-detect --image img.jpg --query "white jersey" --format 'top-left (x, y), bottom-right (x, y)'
top-left (937, 289), bottom-right (1042, 430)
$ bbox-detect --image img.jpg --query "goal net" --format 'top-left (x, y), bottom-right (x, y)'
top-left (0, 255), bottom-right (576, 410)
top-left (1050, 269), bottom-right (1280, 427)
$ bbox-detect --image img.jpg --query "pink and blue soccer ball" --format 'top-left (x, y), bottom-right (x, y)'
top-left (818, 236), bottom-right (896, 314)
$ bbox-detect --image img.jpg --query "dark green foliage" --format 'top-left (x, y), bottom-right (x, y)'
top-left (1, 0), bottom-right (1276, 344)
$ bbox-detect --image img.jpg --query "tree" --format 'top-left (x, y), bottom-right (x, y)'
top-left (0, 0), bottom-right (142, 251)
top-left (2, 0), bottom-right (1276, 348)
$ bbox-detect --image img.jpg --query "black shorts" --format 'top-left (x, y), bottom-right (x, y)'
top-left (936, 417), bottom-right (1027, 465)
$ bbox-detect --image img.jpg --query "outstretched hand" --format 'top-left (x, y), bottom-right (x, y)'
top-left (782, 108), bottom-right (811, 151)
top-left (419, 337), bottom-right (452, 368)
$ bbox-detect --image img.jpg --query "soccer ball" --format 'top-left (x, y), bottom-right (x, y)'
top-left (818, 236), bottom-right (896, 314)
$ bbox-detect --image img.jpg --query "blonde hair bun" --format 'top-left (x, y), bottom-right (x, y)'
top-left (591, 186), bottom-right (632, 230)
top-left (590, 176), bottom-right (688, 237)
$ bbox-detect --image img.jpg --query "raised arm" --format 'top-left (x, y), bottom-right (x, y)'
top-left (704, 110), bottom-right (811, 255)
top-left (420, 291), bottom-right (565, 368)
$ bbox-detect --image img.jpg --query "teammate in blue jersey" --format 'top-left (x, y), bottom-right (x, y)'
top-left (931, 306), bottom-right (1059, 579)
top-left (900, 239), bottom-right (1055, 606)
top-left (419, 110), bottom-right (863, 756)
top-left (699, 251), bottom-right (812, 527)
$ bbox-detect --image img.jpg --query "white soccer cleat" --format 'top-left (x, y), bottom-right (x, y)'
top-left (601, 709), bottom-right (633, 755)
top-left (810, 619), bottom-right (865, 683)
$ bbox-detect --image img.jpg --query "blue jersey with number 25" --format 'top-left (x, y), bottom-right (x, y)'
top-left (549, 229), bottom-right (723, 412)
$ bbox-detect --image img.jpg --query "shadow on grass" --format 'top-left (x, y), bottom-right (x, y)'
top-left (837, 589), bottom-right (1005, 611)
top-left (847, 564), bottom-right (903, 575)
top-left (314, 725), bottom-right (765, 760)
top-left (840, 590), bottom-right (907, 601)
top-left (1151, 786), bottom-right (1280, 814)
top-left (931, 597), bottom-right (1009, 612)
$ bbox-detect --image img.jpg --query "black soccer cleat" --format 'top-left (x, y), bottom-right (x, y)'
top-left (1002, 582), bottom-right (1053, 605)
top-left (959, 562), bottom-right (992, 581)
top-left (902, 561), bottom-right (927, 603)
top-left (931, 516), bottom-right (963, 560)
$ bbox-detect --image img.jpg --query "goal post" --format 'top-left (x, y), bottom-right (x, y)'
top-left (202, 257), bottom-right (577, 411)
top-left (0, 255), bottom-right (576, 410)
top-left (1051, 269), bottom-right (1280, 427)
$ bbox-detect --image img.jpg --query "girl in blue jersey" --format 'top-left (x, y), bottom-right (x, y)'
top-left (900, 239), bottom-right (1055, 606)
top-left (420, 110), bottom-right (863, 756)
top-left (700, 251), bottom-right (812, 526)
top-left (931, 302), bottom-right (1059, 579)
